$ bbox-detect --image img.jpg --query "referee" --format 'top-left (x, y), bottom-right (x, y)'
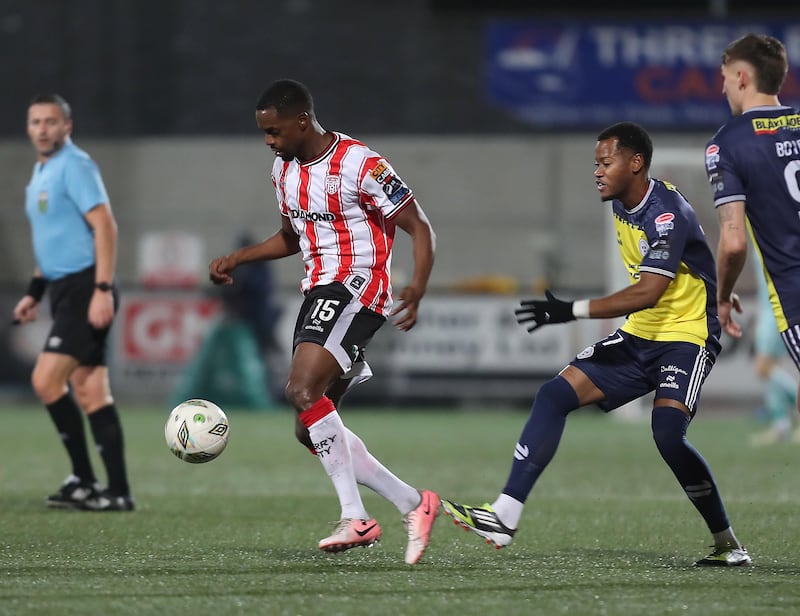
top-left (13, 94), bottom-right (134, 512)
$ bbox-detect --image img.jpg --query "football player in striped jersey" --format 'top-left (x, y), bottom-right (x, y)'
top-left (209, 80), bottom-right (439, 564)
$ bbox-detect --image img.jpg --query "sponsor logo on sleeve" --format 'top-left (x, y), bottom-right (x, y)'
top-left (371, 159), bottom-right (411, 204)
top-left (654, 212), bottom-right (675, 236)
top-left (370, 162), bottom-right (388, 179)
top-left (704, 144), bottom-right (719, 171)
top-left (371, 160), bottom-right (395, 184)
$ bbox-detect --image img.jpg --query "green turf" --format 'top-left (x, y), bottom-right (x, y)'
top-left (0, 403), bottom-right (798, 615)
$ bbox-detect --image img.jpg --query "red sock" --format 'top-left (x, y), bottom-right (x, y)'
top-left (300, 397), bottom-right (336, 454)
top-left (299, 396), bottom-right (336, 428)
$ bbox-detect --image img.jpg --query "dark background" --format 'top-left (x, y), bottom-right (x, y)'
top-left (0, 0), bottom-right (790, 136)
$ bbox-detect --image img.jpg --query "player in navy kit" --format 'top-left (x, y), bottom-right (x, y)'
top-left (13, 94), bottom-right (134, 511)
top-left (707, 34), bottom-right (800, 411)
top-left (441, 122), bottom-right (750, 567)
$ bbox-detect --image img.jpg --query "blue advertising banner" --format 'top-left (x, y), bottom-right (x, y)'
top-left (487, 22), bottom-right (800, 129)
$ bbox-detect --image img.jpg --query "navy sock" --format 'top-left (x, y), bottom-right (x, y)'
top-left (89, 405), bottom-right (131, 497)
top-left (46, 394), bottom-right (96, 482)
top-left (502, 376), bottom-right (580, 503)
top-left (651, 406), bottom-right (730, 533)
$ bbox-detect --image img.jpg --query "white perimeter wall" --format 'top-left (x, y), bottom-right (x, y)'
top-left (2, 133), bottom-right (741, 294)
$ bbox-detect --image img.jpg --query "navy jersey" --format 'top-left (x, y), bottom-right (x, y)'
top-left (614, 179), bottom-right (721, 355)
top-left (706, 105), bottom-right (800, 330)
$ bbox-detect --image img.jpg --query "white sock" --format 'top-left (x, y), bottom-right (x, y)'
top-left (345, 427), bottom-right (420, 515)
top-left (308, 411), bottom-right (368, 520)
top-left (491, 493), bottom-right (524, 529)
top-left (712, 526), bottom-right (741, 549)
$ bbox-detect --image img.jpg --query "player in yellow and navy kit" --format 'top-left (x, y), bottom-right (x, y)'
top-left (706, 33), bottom-right (800, 413)
top-left (441, 122), bottom-right (750, 567)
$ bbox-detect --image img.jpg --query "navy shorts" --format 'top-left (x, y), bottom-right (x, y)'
top-left (46, 266), bottom-right (119, 366)
top-left (781, 324), bottom-right (800, 374)
top-left (569, 329), bottom-right (716, 416)
top-left (293, 282), bottom-right (385, 377)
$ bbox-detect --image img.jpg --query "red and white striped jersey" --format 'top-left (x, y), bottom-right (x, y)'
top-left (271, 132), bottom-right (415, 316)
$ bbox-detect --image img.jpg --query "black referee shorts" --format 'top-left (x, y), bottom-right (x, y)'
top-left (45, 266), bottom-right (119, 366)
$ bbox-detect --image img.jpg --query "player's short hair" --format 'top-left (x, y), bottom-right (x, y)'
top-left (256, 79), bottom-right (313, 116)
top-left (722, 33), bottom-right (788, 95)
top-left (597, 121), bottom-right (653, 169)
top-left (29, 93), bottom-right (72, 119)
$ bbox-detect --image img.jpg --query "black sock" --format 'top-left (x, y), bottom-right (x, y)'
top-left (88, 405), bottom-right (130, 497)
top-left (651, 406), bottom-right (730, 533)
top-left (46, 394), bottom-right (96, 483)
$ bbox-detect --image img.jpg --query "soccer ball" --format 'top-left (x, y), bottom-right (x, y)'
top-left (165, 399), bottom-right (230, 463)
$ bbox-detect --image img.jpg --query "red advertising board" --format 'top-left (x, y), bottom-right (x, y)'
top-left (121, 295), bottom-right (222, 363)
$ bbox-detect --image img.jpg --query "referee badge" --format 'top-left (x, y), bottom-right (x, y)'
top-left (38, 191), bottom-right (49, 213)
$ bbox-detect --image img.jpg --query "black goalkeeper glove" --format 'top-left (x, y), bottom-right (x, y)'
top-left (514, 290), bottom-right (576, 333)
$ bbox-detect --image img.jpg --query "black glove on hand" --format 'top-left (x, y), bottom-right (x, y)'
top-left (514, 290), bottom-right (576, 332)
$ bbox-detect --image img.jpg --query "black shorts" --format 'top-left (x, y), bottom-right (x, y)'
top-left (293, 282), bottom-right (385, 375)
top-left (46, 266), bottom-right (119, 366)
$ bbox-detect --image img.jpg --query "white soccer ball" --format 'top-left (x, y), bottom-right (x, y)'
top-left (165, 399), bottom-right (230, 463)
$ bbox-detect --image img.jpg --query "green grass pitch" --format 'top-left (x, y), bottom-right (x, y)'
top-left (0, 403), bottom-right (799, 615)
